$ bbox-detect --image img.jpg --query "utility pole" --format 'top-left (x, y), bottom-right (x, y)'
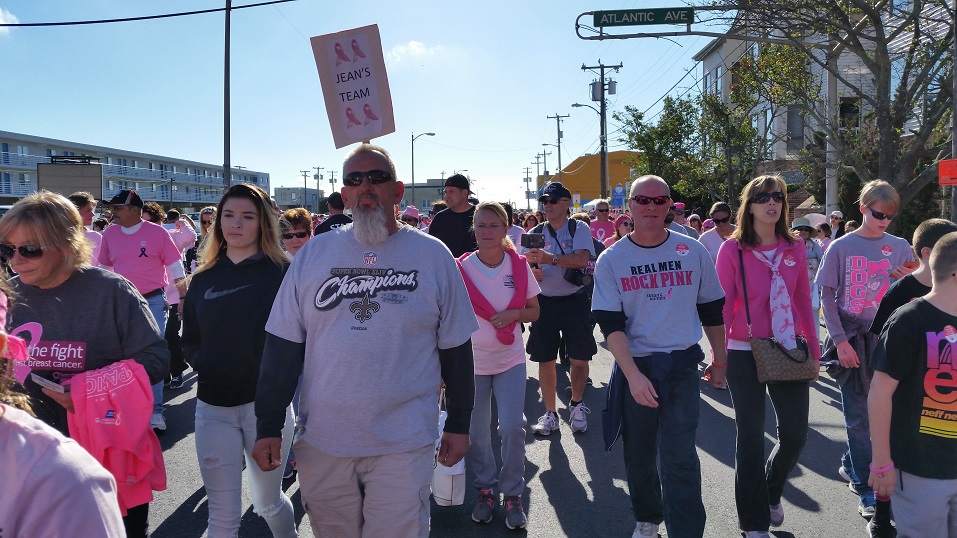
top-left (541, 150), bottom-right (552, 185)
top-left (547, 113), bottom-right (569, 182)
top-left (531, 155), bottom-right (543, 190)
top-left (313, 166), bottom-right (324, 211)
top-left (582, 60), bottom-right (622, 199)
top-left (328, 170), bottom-right (337, 192)
top-left (523, 167), bottom-right (532, 210)
top-left (300, 170), bottom-right (310, 211)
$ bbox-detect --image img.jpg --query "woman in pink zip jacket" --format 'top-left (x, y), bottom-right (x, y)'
top-left (711, 175), bottom-right (822, 538)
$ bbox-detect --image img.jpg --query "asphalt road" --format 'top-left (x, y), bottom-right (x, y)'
top-left (149, 327), bottom-right (869, 537)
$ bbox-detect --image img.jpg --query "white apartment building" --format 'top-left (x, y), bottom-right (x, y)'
top-left (0, 130), bottom-right (269, 209)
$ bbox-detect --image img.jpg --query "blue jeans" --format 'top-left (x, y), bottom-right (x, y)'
top-left (144, 292), bottom-right (168, 415)
top-left (468, 363), bottom-right (527, 497)
top-left (839, 367), bottom-right (873, 498)
top-left (195, 400), bottom-right (296, 538)
top-left (621, 360), bottom-right (705, 538)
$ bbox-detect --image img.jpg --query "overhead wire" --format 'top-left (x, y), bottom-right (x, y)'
top-left (0, 0), bottom-right (298, 27)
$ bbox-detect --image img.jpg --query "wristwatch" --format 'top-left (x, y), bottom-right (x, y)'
top-left (551, 254), bottom-right (559, 265)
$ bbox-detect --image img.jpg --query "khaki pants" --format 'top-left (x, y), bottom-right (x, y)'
top-left (295, 440), bottom-right (433, 538)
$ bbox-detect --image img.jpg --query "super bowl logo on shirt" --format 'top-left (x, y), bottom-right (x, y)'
top-left (881, 245), bottom-right (892, 257)
top-left (315, 267), bottom-right (418, 326)
top-left (363, 251), bottom-right (378, 265)
top-left (675, 243), bottom-right (689, 256)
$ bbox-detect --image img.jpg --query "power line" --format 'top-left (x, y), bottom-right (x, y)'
top-left (0, 0), bottom-right (297, 27)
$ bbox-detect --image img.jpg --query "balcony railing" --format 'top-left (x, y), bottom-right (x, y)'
top-left (0, 152), bottom-right (266, 205)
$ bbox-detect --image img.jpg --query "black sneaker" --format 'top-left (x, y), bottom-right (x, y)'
top-left (503, 495), bottom-right (527, 530)
top-left (169, 376), bottom-right (185, 390)
top-left (471, 489), bottom-right (496, 524)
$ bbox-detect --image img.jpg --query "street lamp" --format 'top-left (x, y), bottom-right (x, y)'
top-left (573, 102), bottom-right (608, 203)
top-left (411, 132), bottom-right (435, 209)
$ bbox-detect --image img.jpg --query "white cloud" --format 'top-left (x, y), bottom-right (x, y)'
top-left (386, 41), bottom-right (443, 64)
top-left (0, 7), bottom-right (18, 35)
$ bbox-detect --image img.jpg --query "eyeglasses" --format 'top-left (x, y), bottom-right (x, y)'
top-left (343, 169), bottom-right (394, 187)
top-left (201, 220), bottom-right (212, 226)
top-left (750, 191), bottom-right (786, 204)
top-left (542, 198), bottom-right (567, 205)
top-left (867, 207), bottom-right (895, 221)
top-left (712, 216), bottom-right (731, 224)
top-left (596, 208), bottom-right (610, 213)
top-left (630, 195), bottom-right (671, 206)
top-left (0, 243), bottom-right (44, 259)
top-left (401, 218), bottom-right (419, 224)
top-left (281, 231), bottom-right (309, 240)
top-left (621, 222), bottom-right (634, 228)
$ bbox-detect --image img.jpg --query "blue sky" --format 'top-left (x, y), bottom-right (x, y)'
top-left (0, 1), bottom-right (717, 206)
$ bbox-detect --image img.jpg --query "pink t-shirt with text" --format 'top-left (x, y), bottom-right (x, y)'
top-left (98, 221), bottom-right (182, 295)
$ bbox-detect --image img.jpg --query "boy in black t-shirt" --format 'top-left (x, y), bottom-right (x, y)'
top-left (869, 231), bottom-right (957, 537)
top-left (870, 218), bottom-right (957, 335)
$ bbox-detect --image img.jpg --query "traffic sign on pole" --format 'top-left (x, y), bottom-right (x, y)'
top-left (593, 8), bottom-right (694, 28)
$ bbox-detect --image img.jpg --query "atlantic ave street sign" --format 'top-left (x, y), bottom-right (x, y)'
top-left (593, 8), bottom-right (695, 27)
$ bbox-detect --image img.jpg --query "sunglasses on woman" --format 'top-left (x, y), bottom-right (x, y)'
top-left (621, 221), bottom-right (634, 228)
top-left (866, 207), bottom-right (895, 221)
top-left (0, 244), bottom-right (43, 259)
top-left (630, 195), bottom-right (671, 205)
top-left (750, 192), bottom-right (785, 204)
top-left (343, 170), bottom-right (394, 187)
top-left (281, 231), bottom-right (309, 240)
top-left (401, 218), bottom-right (419, 225)
top-left (712, 216), bottom-right (731, 224)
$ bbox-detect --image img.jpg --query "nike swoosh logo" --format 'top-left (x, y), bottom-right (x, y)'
top-left (204, 284), bottom-right (252, 300)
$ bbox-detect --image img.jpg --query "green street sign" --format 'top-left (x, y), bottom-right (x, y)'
top-left (593, 8), bottom-right (695, 27)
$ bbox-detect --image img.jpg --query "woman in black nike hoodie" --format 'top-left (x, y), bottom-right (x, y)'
top-left (182, 183), bottom-right (297, 538)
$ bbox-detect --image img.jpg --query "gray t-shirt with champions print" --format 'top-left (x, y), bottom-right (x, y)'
top-left (265, 225), bottom-right (478, 458)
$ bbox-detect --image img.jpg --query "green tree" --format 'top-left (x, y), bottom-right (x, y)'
top-left (701, 0), bottom-right (954, 215)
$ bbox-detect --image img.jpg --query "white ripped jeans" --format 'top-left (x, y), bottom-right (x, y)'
top-left (195, 400), bottom-right (297, 538)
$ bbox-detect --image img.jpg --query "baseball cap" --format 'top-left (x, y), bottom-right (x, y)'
top-left (327, 192), bottom-right (345, 211)
top-left (105, 189), bottom-right (144, 208)
top-left (830, 210), bottom-right (844, 219)
top-left (673, 202), bottom-right (686, 211)
top-left (445, 174), bottom-right (470, 192)
top-left (538, 182), bottom-right (572, 202)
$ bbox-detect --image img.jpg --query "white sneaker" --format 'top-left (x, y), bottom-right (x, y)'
top-left (531, 412), bottom-right (560, 435)
top-left (150, 412), bottom-right (167, 431)
top-left (632, 521), bottom-right (659, 538)
top-left (568, 402), bottom-right (590, 433)
top-left (769, 503), bottom-right (784, 527)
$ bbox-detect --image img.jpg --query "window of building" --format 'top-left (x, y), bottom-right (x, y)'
top-left (703, 72), bottom-right (711, 95)
top-left (0, 173), bottom-right (10, 194)
top-left (16, 145), bottom-right (29, 156)
top-left (714, 65), bottom-right (723, 95)
top-left (786, 106), bottom-right (805, 154)
top-left (764, 108), bottom-right (774, 153)
top-left (47, 149), bottom-right (57, 157)
top-left (840, 97), bottom-right (860, 129)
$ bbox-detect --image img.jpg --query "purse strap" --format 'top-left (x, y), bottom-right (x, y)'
top-left (737, 247), bottom-right (753, 338)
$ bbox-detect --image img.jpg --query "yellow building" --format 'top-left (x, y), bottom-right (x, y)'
top-left (536, 150), bottom-right (641, 202)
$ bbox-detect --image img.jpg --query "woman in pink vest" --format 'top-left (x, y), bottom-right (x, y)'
top-left (456, 202), bottom-right (540, 530)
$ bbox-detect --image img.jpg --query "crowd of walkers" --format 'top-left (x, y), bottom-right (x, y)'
top-left (1, 142), bottom-right (956, 538)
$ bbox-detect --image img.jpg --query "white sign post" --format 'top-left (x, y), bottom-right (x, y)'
top-left (311, 25), bottom-right (396, 148)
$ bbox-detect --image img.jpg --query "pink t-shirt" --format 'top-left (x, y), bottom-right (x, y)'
top-left (98, 221), bottom-right (182, 295)
top-left (590, 220), bottom-right (615, 242)
top-left (461, 254), bottom-right (540, 375)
